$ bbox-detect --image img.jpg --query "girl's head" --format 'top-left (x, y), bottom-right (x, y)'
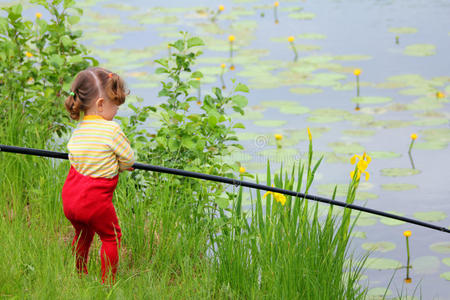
top-left (65, 67), bottom-right (129, 121)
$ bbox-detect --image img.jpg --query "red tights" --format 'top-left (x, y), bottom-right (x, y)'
top-left (62, 166), bottom-right (121, 283)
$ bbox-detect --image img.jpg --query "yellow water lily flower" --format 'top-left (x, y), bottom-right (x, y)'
top-left (274, 1), bottom-right (279, 7)
top-left (274, 133), bottom-right (283, 141)
top-left (307, 127), bottom-right (312, 141)
top-left (350, 152), bottom-right (371, 181)
top-left (25, 51), bottom-right (33, 57)
top-left (36, 12), bottom-right (42, 19)
top-left (353, 69), bottom-right (361, 76)
top-left (410, 133), bottom-right (417, 140)
top-left (228, 35), bottom-right (235, 42)
top-left (288, 36), bottom-right (295, 43)
top-left (239, 166), bottom-right (246, 173)
top-left (436, 91), bottom-right (445, 99)
top-left (263, 185), bottom-right (286, 206)
top-left (220, 63), bottom-right (226, 69)
top-left (403, 230), bottom-right (411, 237)
top-left (218, 5), bottom-right (225, 11)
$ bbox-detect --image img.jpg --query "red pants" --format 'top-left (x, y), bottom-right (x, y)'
top-left (62, 166), bottom-right (121, 283)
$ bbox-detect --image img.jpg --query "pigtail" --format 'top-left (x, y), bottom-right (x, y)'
top-left (65, 92), bottom-right (83, 120)
top-left (105, 73), bottom-right (129, 105)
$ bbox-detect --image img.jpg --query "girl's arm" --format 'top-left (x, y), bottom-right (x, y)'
top-left (111, 126), bottom-right (135, 171)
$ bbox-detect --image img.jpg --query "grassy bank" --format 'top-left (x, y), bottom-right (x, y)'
top-left (0, 132), bottom-right (368, 299)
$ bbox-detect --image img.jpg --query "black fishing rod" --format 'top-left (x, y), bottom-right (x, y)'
top-left (1, 144), bottom-right (449, 234)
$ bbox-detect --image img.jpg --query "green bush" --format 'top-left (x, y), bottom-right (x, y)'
top-left (0, 0), bottom-right (97, 146)
top-left (118, 33), bottom-right (250, 211)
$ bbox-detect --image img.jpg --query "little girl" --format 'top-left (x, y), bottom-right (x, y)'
top-left (62, 67), bottom-right (134, 283)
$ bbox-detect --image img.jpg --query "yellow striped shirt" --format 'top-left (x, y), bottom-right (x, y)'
top-left (67, 115), bottom-right (135, 178)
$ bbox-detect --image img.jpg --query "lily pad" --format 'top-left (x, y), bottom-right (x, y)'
top-left (367, 287), bottom-right (392, 297)
top-left (442, 257), bottom-right (450, 267)
top-left (403, 44), bottom-right (436, 56)
top-left (355, 216), bottom-right (378, 226)
top-left (441, 272), bottom-right (450, 281)
top-left (290, 87), bottom-right (323, 94)
top-left (351, 231), bottom-right (367, 239)
top-left (305, 73), bottom-right (347, 87)
top-left (380, 168), bottom-right (421, 177)
top-left (334, 55), bottom-right (372, 61)
top-left (352, 96), bottom-right (392, 104)
top-left (388, 27), bottom-right (418, 34)
top-left (430, 242), bottom-right (450, 254)
top-left (379, 211), bottom-right (406, 226)
top-left (414, 140), bottom-right (448, 150)
top-left (365, 257), bottom-right (402, 270)
top-left (362, 242), bottom-right (396, 253)
top-left (288, 12), bottom-right (316, 20)
top-left (328, 142), bottom-right (365, 155)
top-left (381, 183), bottom-right (418, 191)
top-left (297, 33), bottom-right (326, 40)
top-left (279, 106), bottom-right (310, 115)
top-left (368, 151), bottom-right (401, 159)
top-left (413, 211), bottom-right (447, 222)
top-left (343, 130), bottom-right (376, 137)
top-left (412, 256), bottom-right (440, 275)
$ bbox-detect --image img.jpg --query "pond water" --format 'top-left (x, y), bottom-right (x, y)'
top-left (19, 0), bottom-right (450, 297)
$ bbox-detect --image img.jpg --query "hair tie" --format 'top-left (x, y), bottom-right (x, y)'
top-left (108, 73), bottom-right (113, 78)
top-left (69, 91), bottom-right (75, 96)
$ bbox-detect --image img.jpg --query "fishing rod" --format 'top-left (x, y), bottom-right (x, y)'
top-left (1, 144), bottom-right (449, 234)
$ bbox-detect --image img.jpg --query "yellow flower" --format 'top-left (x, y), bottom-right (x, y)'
top-left (25, 51), bottom-right (33, 57)
top-left (410, 133), bottom-right (417, 140)
top-left (307, 127), bottom-right (312, 141)
top-left (274, 133), bottom-right (283, 141)
top-left (230, 65), bottom-right (235, 71)
top-left (195, 77), bottom-right (201, 81)
top-left (35, 12), bottom-right (42, 19)
top-left (196, 100), bottom-right (202, 105)
top-left (403, 230), bottom-right (411, 237)
top-left (436, 91), bottom-right (445, 99)
top-left (228, 35), bottom-right (235, 42)
top-left (288, 36), bottom-right (295, 43)
top-left (353, 69), bottom-right (361, 76)
top-left (274, 1), bottom-right (279, 7)
top-left (350, 152), bottom-right (371, 181)
top-left (218, 5), bottom-right (225, 11)
top-left (239, 166), bottom-right (246, 174)
top-left (263, 185), bottom-right (286, 206)
top-left (221, 63), bottom-right (226, 69)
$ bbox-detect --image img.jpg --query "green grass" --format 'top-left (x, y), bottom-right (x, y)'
top-left (0, 122), bottom-right (369, 299)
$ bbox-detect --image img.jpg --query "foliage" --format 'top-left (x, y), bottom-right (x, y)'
top-left (211, 139), bottom-right (368, 299)
top-left (118, 33), bottom-right (249, 209)
top-left (0, 0), bottom-right (97, 145)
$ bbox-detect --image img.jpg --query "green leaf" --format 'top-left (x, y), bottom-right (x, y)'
top-left (187, 37), bottom-right (204, 48)
top-left (172, 39), bottom-right (185, 52)
top-left (155, 67), bottom-right (168, 74)
top-left (235, 83), bottom-right (249, 93)
top-left (232, 122), bottom-right (245, 129)
top-left (67, 15), bottom-right (80, 25)
top-left (191, 71), bottom-right (203, 79)
top-left (208, 115), bottom-right (218, 127)
top-left (216, 197), bottom-right (229, 209)
top-left (231, 95), bottom-right (248, 108)
top-left (60, 35), bottom-right (72, 47)
top-left (155, 58), bottom-right (169, 68)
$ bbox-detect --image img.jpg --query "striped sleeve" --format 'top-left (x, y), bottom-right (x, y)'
top-left (110, 125), bottom-right (135, 171)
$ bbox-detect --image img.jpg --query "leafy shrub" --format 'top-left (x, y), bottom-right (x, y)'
top-left (0, 0), bottom-right (97, 145)
top-left (119, 33), bottom-right (249, 210)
